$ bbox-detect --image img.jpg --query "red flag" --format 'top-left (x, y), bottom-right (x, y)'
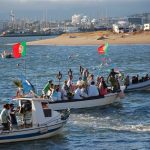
top-left (13, 43), bottom-right (21, 58)
top-left (97, 44), bottom-right (105, 54)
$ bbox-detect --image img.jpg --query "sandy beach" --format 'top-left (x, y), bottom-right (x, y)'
top-left (27, 31), bottom-right (150, 46)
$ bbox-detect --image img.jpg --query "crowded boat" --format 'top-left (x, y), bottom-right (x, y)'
top-left (11, 67), bottom-right (125, 110)
top-left (39, 68), bottom-right (123, 100)
top-left (123, 73), bottom-right (150, 92)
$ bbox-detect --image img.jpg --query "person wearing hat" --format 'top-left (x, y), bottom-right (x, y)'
top-left (0, 104), bottom-right (10, 130)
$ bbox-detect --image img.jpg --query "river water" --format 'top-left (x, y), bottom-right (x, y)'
top-left (0, 36), bottom-right (150, 150)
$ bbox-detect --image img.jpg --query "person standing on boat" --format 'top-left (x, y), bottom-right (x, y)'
top-left (82, 68), bottom-right (89, 82)
top-left (107, 69), bottom-right (119, 92)
top-left (124, 75), bottom-right (130, 87)
top-left (61, 80), bottom-right (70, 100)
top-left (16, 87), bottom-right (24, 98)
top-left (9, 103), bottom-right (18, 129)
top-left (67, 70), bottom-right (74, 93)
top-left (48, 84), bottom-right (55, 99)
top-left (0, 104), bottom-right (10, 130)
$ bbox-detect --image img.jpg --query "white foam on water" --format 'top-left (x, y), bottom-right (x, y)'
top-left (107, 124), bottom-right (150, 132)
top-left (70, 114), bottom-right (150, 132)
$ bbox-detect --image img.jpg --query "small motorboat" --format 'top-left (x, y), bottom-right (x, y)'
top-left (0, 98), bottom-right (70, 143)
top-left (1, 50), bottom-right (14, 58)
top-left (122, 79), bottom-right (150, 92)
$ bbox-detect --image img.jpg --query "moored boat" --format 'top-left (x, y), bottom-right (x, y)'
top-left (0, 98), bottom-right (70, 143)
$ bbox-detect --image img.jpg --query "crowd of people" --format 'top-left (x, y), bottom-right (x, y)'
top-left (15, 69), bottom-right (148, 100)
top-left (41, 67), bottom-right (121, 101)
top-left (124, 73), bottom-right (150, 87)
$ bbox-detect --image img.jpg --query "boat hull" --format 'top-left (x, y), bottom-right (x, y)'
top-left (0, 121), bottom-right (65, 143)
top-left (47, 93), bottom-right (122, 110)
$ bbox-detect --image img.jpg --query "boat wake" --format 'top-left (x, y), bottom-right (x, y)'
top-left (70, 114), bottom-right (150, 133)
top-left (100, 124), bottom-right (150, 132)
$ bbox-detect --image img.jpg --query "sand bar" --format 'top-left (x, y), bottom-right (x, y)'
top-left (27, 31), bottom-right (150, 46)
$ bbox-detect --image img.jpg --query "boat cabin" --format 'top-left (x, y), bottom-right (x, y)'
top-left (10, 98), bottom-right (59, 129)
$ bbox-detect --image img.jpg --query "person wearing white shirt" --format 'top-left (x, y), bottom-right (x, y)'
top-left (80, 84), bottom-right (88, 98)
top-left (51, 86), bottom-right (62, 101)
top-left (0, 104), bottom-right (10, 130)
top-left (88, 81), bottom-right (99, 97)
top-left (61, 80), bottom-right (69, 100)
top-left (67, 76), bottom-right (74, 93)
top-left (73, 85), bottom-right (82, 99)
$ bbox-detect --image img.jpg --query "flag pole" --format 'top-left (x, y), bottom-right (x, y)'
top-left (25, 58), bottom-right (26, 77)
top-left (23, 58), bottom-right (26, 77)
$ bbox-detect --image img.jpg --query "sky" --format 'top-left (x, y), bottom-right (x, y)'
top-left (0, 0), bottom-right (150, 21)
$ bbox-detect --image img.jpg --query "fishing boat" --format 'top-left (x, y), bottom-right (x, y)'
top-left (0, 98), bottom-right (70, 143)
top-left (26, 91), bottom-right (124, 111)
top-left (122, 79), bottom-right (150, 92)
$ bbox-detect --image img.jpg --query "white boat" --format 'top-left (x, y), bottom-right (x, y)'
top-left (32, 92), bottom-right (124, 111)
top-left (122, 79), bottom-right (150, 92)
top-left (0, 98), bottom-right (70, 143)
top-left (1, 50), bottom-right (13, 59)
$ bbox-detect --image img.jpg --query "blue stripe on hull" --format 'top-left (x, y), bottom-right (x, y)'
top-left (0, 126), bottom-right (61, 140)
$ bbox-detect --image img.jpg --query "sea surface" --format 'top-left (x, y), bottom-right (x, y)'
top-left (0, 36), bottom-right (150, 150)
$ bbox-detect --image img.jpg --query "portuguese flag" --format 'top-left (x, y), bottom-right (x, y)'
top-left (13, 41), bottom-right (26, 58)
top-left (97, 43), bottom-right (108, 55)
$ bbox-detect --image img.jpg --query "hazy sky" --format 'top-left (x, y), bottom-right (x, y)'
top-left (0, 0), bottom-right (149, 20)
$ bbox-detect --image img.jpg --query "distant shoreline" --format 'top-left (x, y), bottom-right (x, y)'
top-left (27, 31), bottom-right (150, 46)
